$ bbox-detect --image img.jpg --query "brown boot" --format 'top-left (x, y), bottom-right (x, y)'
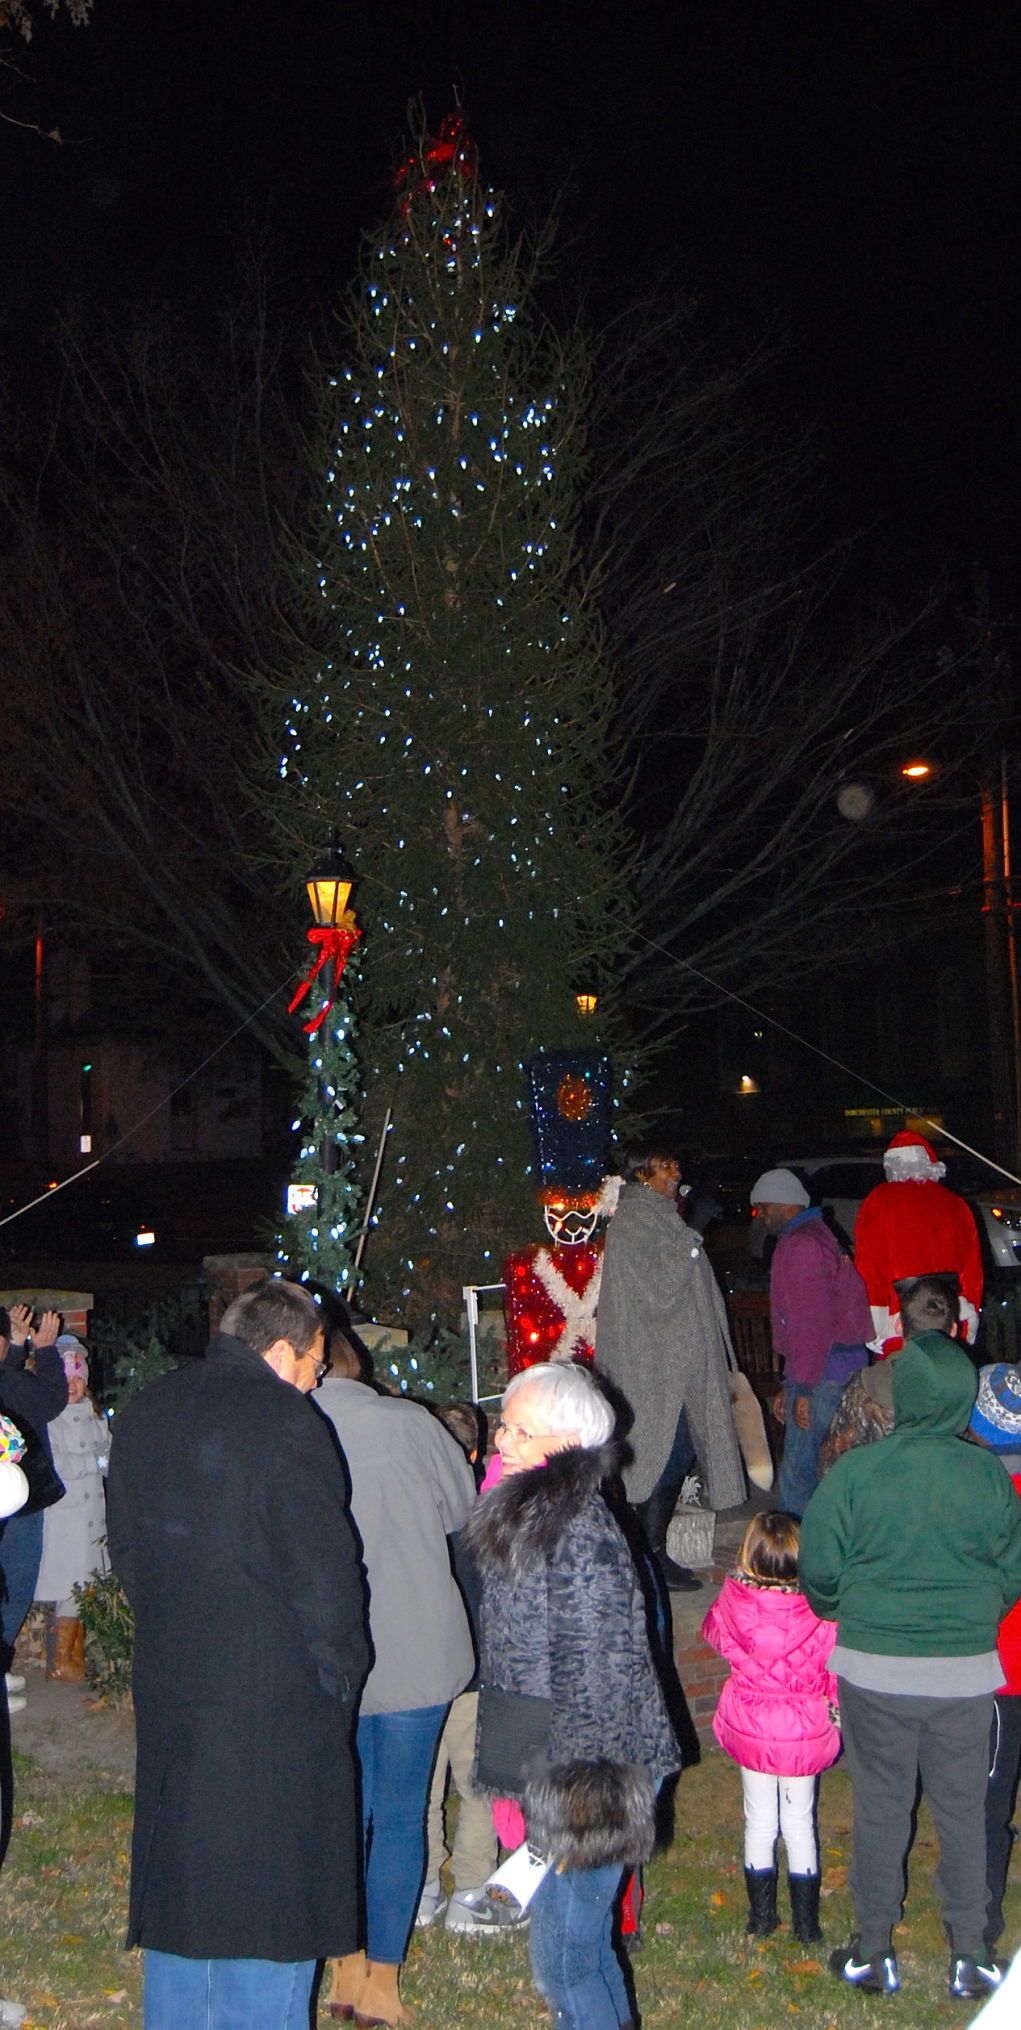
top-left (325, 1951), bottom-right (367, 2022)
top-left (353, 1962), bottom-right (411, 2028)
top-left (47, 1618), bottom-right (86, 1684)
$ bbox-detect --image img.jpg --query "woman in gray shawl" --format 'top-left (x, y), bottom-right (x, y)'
top-left (596, 1149), bottom-right (746, 1589)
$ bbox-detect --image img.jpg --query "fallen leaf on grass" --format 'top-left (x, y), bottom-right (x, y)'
top-left (710, 1890), bottom-right (727, 1906)
top-left (103, 1994), bottom-right (128, 2004)
top-left (654, 1921), bottom-right (674, 1934)
top-left (788, 1959), bottom-right (822, 1975)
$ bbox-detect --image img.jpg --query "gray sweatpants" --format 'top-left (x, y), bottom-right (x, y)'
top-left (838, 1680), bottom-right (993, 1960)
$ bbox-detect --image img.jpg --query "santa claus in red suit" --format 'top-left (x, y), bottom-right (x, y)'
top-left (853, 1129), bottom-right (984, 1354)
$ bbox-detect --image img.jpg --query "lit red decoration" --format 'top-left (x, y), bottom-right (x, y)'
top-left (503, 1241), bottom-right (602, 1376)
top-left (287, 918), bottom-right (362, 1036)
top-left (393, 114), bottom-right (477, 216)
top-left (556, 1073), bottom-right (592, 1124)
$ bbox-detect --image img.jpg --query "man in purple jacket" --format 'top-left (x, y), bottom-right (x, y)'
top-left (750, 1169), bottom-right (873, 1517)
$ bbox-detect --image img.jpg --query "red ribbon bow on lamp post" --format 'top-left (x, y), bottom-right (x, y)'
top-left (287, 917), bottom-right (362, 1036)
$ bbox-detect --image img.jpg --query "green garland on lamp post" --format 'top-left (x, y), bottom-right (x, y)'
top-left (278, 843), bottom-right (366, 1297)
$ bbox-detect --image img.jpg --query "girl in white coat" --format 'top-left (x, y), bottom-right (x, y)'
top-left (36, 1338), bottom-right (108, 1683)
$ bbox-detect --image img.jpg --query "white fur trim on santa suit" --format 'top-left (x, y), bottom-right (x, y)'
top-left (883, 1146), bottom-right (947, 1183)
top-left (870, 1294), bottom-right (980, 1357)
top-left (883, 1130), bottom-right (946, 1182)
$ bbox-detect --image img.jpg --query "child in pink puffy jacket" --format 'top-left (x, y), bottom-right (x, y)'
top-left (702, 1511), bottom-right (839, 1945)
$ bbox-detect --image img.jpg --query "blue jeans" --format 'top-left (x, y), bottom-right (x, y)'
top-left (356, 1703), bottom-right (447, 1963)
top-left (0, 1510), bottom-right (44, 1658)
top-left (143, 1952), bottom-right (314, 2029)
top-left (778, 1378), bottom-right (844, 1518)
top-left (530, 1863), bottom-right (629, 2030)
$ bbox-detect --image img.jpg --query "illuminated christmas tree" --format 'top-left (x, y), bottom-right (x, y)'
top-left (273, 114), bottom-right (632, 1323)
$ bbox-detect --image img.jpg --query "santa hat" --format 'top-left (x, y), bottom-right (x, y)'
top-left (883, 1129), bottom-right (946, 1183)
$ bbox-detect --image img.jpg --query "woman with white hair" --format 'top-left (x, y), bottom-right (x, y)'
top-left (468, 1361), bottom-right (680, 2030)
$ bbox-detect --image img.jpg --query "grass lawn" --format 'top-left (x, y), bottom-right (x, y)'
top-left (0, 1745), bottom-right (1015, 2027)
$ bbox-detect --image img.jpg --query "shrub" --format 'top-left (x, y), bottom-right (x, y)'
top-left (74, 1566), bottom-right (134, 1705)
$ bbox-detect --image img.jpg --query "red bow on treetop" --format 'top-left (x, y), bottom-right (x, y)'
top-left (393, 114), bottom-right (477, 216)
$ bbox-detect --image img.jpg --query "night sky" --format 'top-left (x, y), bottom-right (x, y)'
top-left (3, 0), bottom-right (1019, 606)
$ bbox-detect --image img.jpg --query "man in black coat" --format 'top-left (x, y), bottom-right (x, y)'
top-left (107, 1277), bottom-right (368, 2030)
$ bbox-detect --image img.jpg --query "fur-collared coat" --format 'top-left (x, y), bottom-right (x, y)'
top-left (468, 1445), bottom-right (681, 1867)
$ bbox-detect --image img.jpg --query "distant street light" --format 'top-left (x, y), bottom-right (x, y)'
top-left (900, 759), bottom-right (934, 780)
top-left (835, 780), bottom-right (875, 822)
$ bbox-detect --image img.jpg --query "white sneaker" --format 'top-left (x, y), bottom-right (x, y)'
top-left (445, 1885), bottom-right (529, 1936)
top-left (4, 1675), bottom-right (25, 1695)
top-left (415, 1878), bottom-right (448, 1927)
top-left (6, 1696), bottom-right (26, 1715)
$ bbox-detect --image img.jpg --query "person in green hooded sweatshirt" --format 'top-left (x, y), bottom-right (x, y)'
top-left (800, 1329), bottom-right (1021, 2004)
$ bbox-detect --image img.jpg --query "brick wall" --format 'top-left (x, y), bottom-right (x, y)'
top-left (203, 1253), bottom-right (275, 1334)
top-left (0, 1289), bottom-right (92, 1339)
top-left (672, 1547), bottom-right (740, 1744)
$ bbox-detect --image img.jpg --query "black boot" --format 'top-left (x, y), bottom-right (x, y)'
top-left (744, 1866), bottom-right (779, 1935)
top-left (637, 1486), bottom-right (702, 1593)
top-left (788, 1872), bottom-right (822, 1943)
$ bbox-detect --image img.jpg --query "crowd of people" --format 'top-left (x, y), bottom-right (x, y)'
top-left (0, 1126), bottom-right (1019, 2029)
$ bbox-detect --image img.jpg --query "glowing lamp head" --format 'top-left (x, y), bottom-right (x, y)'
top-left (575, 992), bottom-right (598, 1017)
top-left (306, 841), bottom-right (355, 927)
top-left (900, 760), bottom-right (933, 780)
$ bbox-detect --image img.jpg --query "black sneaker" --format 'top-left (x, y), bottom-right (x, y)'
top-left (829, 1941), bottom-right (900, 1993)
top-left (948, 1956), bottom-right (1004, 2000)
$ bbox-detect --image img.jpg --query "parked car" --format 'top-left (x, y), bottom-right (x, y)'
top-left (965, 1187), bottom-right (1021, 1274)
top-left (778, 1153), bottom-right (1021, 1278)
